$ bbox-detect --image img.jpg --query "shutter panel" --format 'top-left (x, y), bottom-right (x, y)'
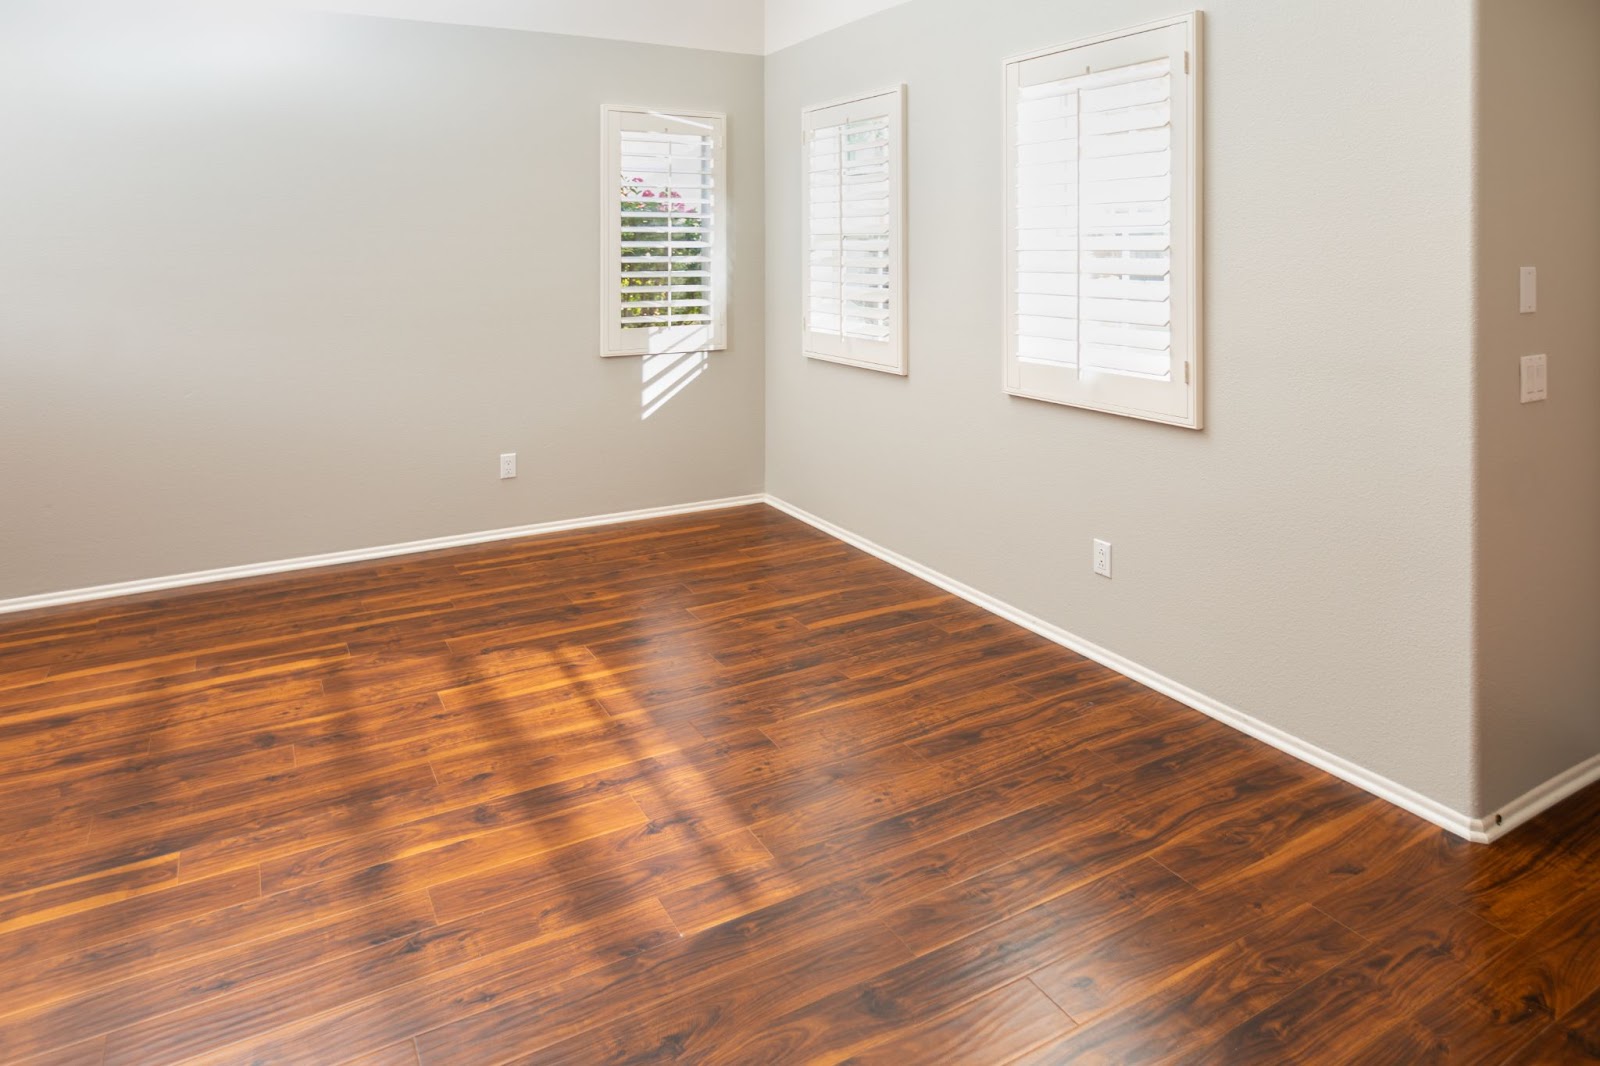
top-left (807, 123), bottom-right (845, 336)
top-left (1078, 59), bottom-right (1174, 379)
top-left (1004, 16), bottom-right (1202, 428)
top-left (603, 108), bottom-right (728, 358)
top-left (802, 87), bottom-right (907, 375)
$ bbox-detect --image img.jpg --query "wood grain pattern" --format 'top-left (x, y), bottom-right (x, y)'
top-left (1, 503), bottom-right (1597, 1064)
top-left (836, 978), bottom-right (1071, 1064)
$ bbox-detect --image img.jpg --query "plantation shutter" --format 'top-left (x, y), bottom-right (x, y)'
top-left (603, 108), bottom-right (728, 358)
top-left (1004, 15), bottom-right (1202, 428)
top-left (802, 87), bottom-right (907, 375)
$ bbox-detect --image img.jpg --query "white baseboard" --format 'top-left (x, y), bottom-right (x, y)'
top-left (1482, 749), bottom-right (1600, 842)
top-left (763, 495), bottom-right (1516, 844)
top-left (0, 494), bottom-right (766, 618)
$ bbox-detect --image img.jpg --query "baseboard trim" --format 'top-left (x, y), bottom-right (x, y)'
top-left (764, 494), bottom-right (1501, 844)
top-left (0, 494), bottom-right (767, 618)
top-left (1481, 750), bottom-right (1600, 842)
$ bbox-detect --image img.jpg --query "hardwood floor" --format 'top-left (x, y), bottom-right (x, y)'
top-left (2, 503), bottom-right (1598, 1064)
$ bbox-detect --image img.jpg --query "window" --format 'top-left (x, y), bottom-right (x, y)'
top-left (1004, 14), bottom-right (1203, 428)
top-left (802, 87), bottom-right (907, 375)
top-left (603, 106), bottom-right (728, 358)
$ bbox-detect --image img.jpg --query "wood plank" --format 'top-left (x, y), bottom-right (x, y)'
top-left (1026, 883), bottom-right (1295, 1026)
top-left (256, 790), bottom-right (646, 896)
top-left (410, 876), bottom-right (909, 1066)
top-left (836, 977), bottom-right (1072, 1065)
top-left (0, 866), bottom-right (262, 1006)
top-left (1351, 879), bottom-right (1600, 1064)
top-left (1513, 983), bottom-right (1600, 1064)
top-left (1180, 891), bottom-right (1514, 1065)
top-left (2, 892), bottom-right (440, 1062)
top-left (1014, 905), bottom-right (1364, 1065)
top-left (429, 825), bottom-right (770, 923)
top-left (0, 856), bottom-right (179, 937)
top-left (175, 897), bottom-right (681, 1066)
top-left (525, 923), bottom-right (914, 1066)
top-left (339, 1040), bottom-right (421, 1066)
top-left (878, 812), bottom-right (1147, 957)
top-left (694, 860), bottom-right (1196, 1064)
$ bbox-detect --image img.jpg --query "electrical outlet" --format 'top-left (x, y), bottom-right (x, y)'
top-left (1520, 355), bottom-right (1548, 403)
top-left (499, 453), bottom-right (517, 479)
top-left (1093, 539), bottom-right (1112, 579)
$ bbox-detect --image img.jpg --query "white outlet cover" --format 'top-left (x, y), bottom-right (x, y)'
top-left (1520, 354), bottom-right (1548, 403)
top-left (499, 452), bottom-right (517, 479)
top-left (1093, 539), bottom-right (1112, 578)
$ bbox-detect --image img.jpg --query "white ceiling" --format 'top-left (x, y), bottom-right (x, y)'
top-left (286, 0), bottom-right (912, 54)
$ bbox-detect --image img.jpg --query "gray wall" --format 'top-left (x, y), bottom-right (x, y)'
top-left (764, 0), bottom-right (1480, 814)
top-left (1475, 0), bottom-right (1600, 814)
top-left (0, 2), bottom-right (765, 599)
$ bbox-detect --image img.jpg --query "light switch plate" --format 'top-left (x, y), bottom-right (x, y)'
top-left (1520, 354), bottom-right (1547, 403)
top-left (1520, 267), bottom-right (1537, 314)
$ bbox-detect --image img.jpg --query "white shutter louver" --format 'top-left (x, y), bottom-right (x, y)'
top-left (603, 108), bottom-right (728, 358)
top-left (802, 87), bottom-right (907, 375)
top-left (1004, 15), bottom-right (1202, 428)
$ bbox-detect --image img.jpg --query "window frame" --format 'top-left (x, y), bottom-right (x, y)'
top-left (800, 85), bottom-right (908, 376)
top-left (1001, 13), bottom-right (1204, 429)
top-left (602, 105), bottom-right (730, 359)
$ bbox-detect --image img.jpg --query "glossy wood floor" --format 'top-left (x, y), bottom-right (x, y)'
top-left (3, 505), bottom-right (1599, 1065)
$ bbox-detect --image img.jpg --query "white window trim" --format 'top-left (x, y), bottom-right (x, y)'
top-left (801, 85), bottom-right (908, 376)
top-left (602, 105), bottom-right (730, 359)
top-left (1001, 12), bottom-right (1204, 429)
